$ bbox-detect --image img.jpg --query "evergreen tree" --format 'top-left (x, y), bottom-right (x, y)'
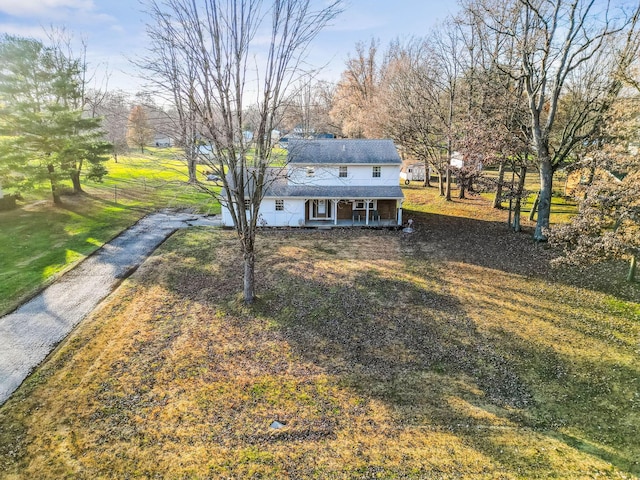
top-left (0, 35), bottom-right (110, 203)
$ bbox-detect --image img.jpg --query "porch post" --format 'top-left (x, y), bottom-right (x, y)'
top-left (397, 201), bottom-right (403, 225)
top-left (333, 199), bottom-right (338, 225)
top-left (365, 199), bottom-right (371, 226)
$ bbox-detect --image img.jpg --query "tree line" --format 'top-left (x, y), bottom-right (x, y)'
top-left (311, 0), bottom-right (640, 282)
top-left (1, 0), bottom-right (638, 303)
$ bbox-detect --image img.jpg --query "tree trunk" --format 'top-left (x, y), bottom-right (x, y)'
top-left (188, 156), bottom-right (198, 183)
top-left (71, 170), bottom-right (83, 193)
top-left (627, 255), bottom-right (637, 282)
top-left (534, 158), bottom-right (553, 241)
top-left (438, 171), bottom-right (444, 196)
top-left (48, 164), bottom-right (62, 205)
top-left (423, 170), bottom-right (431, 187)
top-left (493, 160), bottom-right (505, 209)
top-left (189, 162), bottom-right (197, 183)
top-left (513, 165), bottom-right (527, 232)
top-left (114, 153), bottom-right (118, 163)
top-left (445, 167), bottom-right (452, 201)
top-left (458, 177), bottom-right (466, 199)
top-left (243, 249), bottom-right (256, 304)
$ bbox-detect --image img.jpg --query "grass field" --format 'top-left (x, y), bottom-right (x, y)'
top-left (0, 148), bottom-right (219, 315)
top-left (0, 186), bottom-right (637, 478)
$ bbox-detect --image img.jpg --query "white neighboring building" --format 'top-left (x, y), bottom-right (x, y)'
top-left (221, 139), bottom-right (405, 227)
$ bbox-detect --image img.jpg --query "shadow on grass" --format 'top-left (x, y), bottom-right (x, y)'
top-left (157, 229), bottom-right (638, 476)
top-left (254, 266), bottom-right (638, 475)
top-left (405, 209), bottom-right (639, 302)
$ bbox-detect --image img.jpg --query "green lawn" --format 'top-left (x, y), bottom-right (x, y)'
top-left (418, 166), bottom-right (577, 225)
top-left (0, 185), bottom-right (638, 478)
top-left (0, 149), bottom-right (219, 315)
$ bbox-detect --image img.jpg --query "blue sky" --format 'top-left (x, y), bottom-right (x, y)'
top-left (0, 0), bottom-right (458, 92)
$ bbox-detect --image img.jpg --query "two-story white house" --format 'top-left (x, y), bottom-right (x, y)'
top-left (221, 139), bottom-right (405, 227)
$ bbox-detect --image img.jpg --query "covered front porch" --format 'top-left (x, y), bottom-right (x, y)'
top-left (303, 198), bottom-right (403, 227)
top-left (305, 218), bottom-right (400, 228)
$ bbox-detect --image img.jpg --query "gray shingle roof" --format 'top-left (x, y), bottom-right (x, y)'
top-left (287, 139), bottom-right (401, 165)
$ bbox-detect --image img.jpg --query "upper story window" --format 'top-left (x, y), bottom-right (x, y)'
top-left (306, 166), bottom-right (315, 177)
top-left (372, 166), bottom-right (381, 178)
top-left (339, 166), bottom-right (348, 178)
top-left (244, 199), bottom-right (251, 210)
top-left (275, 199), bottom-right (284, 211)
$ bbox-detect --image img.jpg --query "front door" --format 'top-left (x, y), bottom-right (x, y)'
top-left (310, 199), bottom-right (332, 219)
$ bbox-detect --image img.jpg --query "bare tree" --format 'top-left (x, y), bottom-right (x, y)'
top-left (138, 19), bottom-right (201, 182)
top-left (330, 38), bottom-right (385, 138)
top-left (281, 77), bottom-right (339, 137)
top-left (457, 0), bottom-right (534, 222)
top-left (380, 39), bottom-right (450, 192)
top-left (418, 23), bottom-right (466, 201)
top-left (144, 0), bottom-right (342, 304)
top-left (94, 90), bottom-right (131, 162)
top-left (469, 0), bottom-right (640, 240)
top-left (126, 105), bottom-right (154, 153)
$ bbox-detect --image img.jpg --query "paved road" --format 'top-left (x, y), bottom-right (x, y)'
top-left (0, 211), bottom-right (221, 406)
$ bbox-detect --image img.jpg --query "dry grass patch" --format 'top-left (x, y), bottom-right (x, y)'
top-left (0, 200), bottom-right (639, 478)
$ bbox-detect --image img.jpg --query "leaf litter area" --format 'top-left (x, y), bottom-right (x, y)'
top-left (0, 207), bottom-right (639, 478)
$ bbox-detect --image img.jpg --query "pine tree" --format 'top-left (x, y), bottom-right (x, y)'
top-left (0, 35), bottom-right (110, 203)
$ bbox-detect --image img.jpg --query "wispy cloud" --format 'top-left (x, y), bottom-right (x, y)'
top-left (0, 0), bottom-right (95, 18)
top-left (0, 22), bottom-right (49, 38)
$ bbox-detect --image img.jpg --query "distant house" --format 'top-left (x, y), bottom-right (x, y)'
top-left (221, 139), bottom-right (405, 227)
top-left (154, 135), bottom-right (173, 147)
top-left (198, 144), bottom-right (215, 160)
top-left (279, 132), bottom-right (335, 149)
top-left (450, 151), bottom-right (464, 169)
top-left (400, 163), bottom-right (426, 184)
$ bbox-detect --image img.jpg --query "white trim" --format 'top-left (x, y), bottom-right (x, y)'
top-left (309, 199), bottom-right (334, 220)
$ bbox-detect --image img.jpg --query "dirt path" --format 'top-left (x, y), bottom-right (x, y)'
top-left (0, 211), bottom-right (221, 405)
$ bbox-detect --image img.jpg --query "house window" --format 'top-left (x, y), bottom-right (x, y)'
top-left (275, 199), bottom-right (284, 211)
top-left (339, 166), bottom-right (348, 178)
top-left (244, 199), bottom-right (251, 210)
top-left (306, 166), bottom-right (315, 177)
top-left (353, 200), bottom-right (375, 210)
top-left (372, 166), bottom-right (381, 178)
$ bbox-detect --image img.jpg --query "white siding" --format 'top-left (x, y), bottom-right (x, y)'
top-left (287, 164), bottom-right (400, 187)
top-left (221, 198), bottom-right (306, 227)
top-left (258, 198), bottom-right (306, 227)
top-left (220, 201), bottom-right (235, 227)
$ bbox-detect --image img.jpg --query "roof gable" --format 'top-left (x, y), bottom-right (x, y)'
top-left (287, 139), bottom-right (401, 165)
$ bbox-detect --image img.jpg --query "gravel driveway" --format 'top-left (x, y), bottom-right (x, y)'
top-left (0, 211), bottom-right (221, 406)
